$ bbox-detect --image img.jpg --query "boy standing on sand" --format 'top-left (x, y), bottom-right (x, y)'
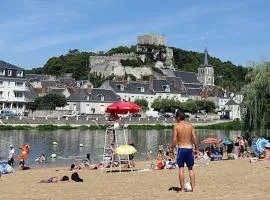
top-left (8, 145), bottom-right (15, 167)
top-left (171, 111), bottom-right (198, 192)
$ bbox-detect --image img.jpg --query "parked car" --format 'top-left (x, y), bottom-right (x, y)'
top-left (146, 111), bottom-right (161, 118)
top-left (220, 115), bottom-right (230, 120)
top-left (0, 110), bottom-right (16, 118)
top-left (163, 112), bottom-right (175, 118)
top-left (62, 113), bottom-right (80, 118)
top-left (131, 113), bottom-right (141, 118)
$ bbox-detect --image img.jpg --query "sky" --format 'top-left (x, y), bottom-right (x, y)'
top-left (0, 0), bottom-right (269, 69)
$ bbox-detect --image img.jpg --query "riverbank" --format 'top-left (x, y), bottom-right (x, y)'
top-left (0, 120), bottom-right (242, 131)
top-left (0, 159), bottom-right (269, 200)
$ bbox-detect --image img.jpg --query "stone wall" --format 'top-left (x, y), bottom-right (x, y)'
top-left (125, 66), bottom-right (152, 79)
top-left (137, 34), bottom-right (166, 46)
top-left (27, 110), bottom-right (68, 117)
top-left (89, 53), bottom-right (136, 77)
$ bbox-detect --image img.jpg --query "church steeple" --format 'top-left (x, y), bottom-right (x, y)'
top-left (198, 48), bottom-right (215, 87)
top-left (204, 48), bottom-right (209, 66)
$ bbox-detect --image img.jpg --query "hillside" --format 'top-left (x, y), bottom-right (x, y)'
top-left (26, 47), bottom-right (248, 90)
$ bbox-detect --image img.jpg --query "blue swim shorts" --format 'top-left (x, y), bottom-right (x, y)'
top-left (177, 148), bottom-right (194, 168)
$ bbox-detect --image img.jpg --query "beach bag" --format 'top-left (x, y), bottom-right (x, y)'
top-left (71, 172), bottom-right (83, 182)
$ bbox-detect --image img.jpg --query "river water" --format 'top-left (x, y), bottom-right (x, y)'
top-left (0, 129), bottom-right (266, 168)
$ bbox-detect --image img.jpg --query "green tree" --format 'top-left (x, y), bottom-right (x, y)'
top-left (107, 46), bottom-right (136, 55)
top-left (32, 93), bottom-right (67, 110)
top-left (195, 100), bottom-right (216, 113)
top-left (242, 62), bottom-right (270, 130)
top-left (152, 98), bottom-right (181, 113)
top-left (25, 67), bottom-right (44, 74)
top-left (133, 98), bottom-right (148, 111)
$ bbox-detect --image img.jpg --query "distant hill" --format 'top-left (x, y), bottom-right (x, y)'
top-left (26, 47), bottom-right (248, 90)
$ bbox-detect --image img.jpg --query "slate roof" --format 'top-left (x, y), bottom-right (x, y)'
top-left (152, 79), bottom-right (181, 94)
top-left (109, 81), bottom-right (155, 95)
top-left (165, 77), bottom-right (187, 94)
top-left (40, 80), bottom-right (60, 88)
top-left (0, 60), bottom-right (24, 70)
top-left (225, 99), bottom-right (238, 106)
top-left (174, 71), bottom-right (201, 84)
top-left (186, 88), bottom-right (202, 96)
top-left (183, 83), bottom-right (203, 89)
top-left (58, 78), bottom-right (77, 86)
top-left (47, 87), bottom-right (66, 94)
top-left (152, 79), bottom-right (169, 92)
top-left (26, 74), bottom-right (53, 81)
top-left (67, 88), bottom-right (120, 102)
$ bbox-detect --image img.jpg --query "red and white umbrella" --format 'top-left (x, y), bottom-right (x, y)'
top-left (105, 101), bottom-right (141, 114)
top-left (202, 138), bottom-right (221, 144)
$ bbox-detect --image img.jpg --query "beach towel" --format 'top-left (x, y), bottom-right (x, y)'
top-left (0, 163), bottom-right (14, 174)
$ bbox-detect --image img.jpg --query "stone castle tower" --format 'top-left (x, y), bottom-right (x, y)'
top-left (198, 48), bottom-right (215, 87)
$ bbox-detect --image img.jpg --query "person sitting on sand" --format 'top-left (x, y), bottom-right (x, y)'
top-left (259, 144), bottom-right (270, 161)
top-left (146, 150), bottom-right (152, 160)
top-left (39, 176), bottom-right (69, 183)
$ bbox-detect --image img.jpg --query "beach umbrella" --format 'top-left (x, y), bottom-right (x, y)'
top-left (105, 101), bottom-right (141, 114)
top-left (221, 140), bottom-right (232, 145)
top-left (115, 145), bottom-right (137, 155)
top-left (202, 138), bottom-right (220, 144)
top-left (252, 138), bottom-right (270, 156)
top-left (0, 163), bottom-right (14, 174)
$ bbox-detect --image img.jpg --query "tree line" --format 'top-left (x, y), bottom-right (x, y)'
top-left (133, 98), bottom-right (215, 114)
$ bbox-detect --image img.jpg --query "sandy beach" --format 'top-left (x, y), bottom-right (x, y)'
top-left (0, 159), bottom-right (269, 200)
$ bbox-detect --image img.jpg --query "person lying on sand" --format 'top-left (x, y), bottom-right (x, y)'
top-left (39, 176), bottom-right (69, 183)
top-left (69, 163), bottom-right (101, 171)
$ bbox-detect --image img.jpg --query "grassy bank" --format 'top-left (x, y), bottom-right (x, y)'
top-left (127, 124), bottom-right (173, 130)
top-left (195, 120), bottom-right (242, 130)
top-left (0, 121), bottom-right (243, 131)
top-left (0, 124), bottom-right (108, 131)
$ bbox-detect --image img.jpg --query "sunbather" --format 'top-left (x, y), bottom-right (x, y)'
top-left (39, 176), bottom-right (69, 183)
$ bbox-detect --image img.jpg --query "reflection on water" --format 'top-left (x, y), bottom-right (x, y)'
top-left (0, 129), bottom-right (268, 168)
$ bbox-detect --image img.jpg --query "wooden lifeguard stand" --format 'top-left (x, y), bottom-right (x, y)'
top-left (101, 126), bottom-right (133, 173)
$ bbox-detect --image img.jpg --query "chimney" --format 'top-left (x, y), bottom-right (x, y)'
top-left (87, 84), bottom-right (92, 94)
top-left (123, 80), bottom-right (128, 87)
top-left (149, 76), bottom-right (153, 91)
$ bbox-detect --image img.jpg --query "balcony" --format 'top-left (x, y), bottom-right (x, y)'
top-left (13, 85), bottom-right (29, 91)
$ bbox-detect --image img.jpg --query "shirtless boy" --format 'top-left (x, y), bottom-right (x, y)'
top-left (171, 111), bottom-right (198, 192)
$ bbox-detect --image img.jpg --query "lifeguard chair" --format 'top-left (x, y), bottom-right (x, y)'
top-left (101, 126), bottom-right (134, 173)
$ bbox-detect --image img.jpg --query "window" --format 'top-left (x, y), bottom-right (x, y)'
top-left (16, 71), bottom-right (23, 77)
top-left (0, 69), bottom-right (5, 76)
top-left (0, 81), bottom-right (3, 86)
top-left (0, 91), bottom-right (3, 97)
top-left (8, 70), bottom-right (12, 76)
top-left (14, 91), bottom-right (24, 98)
top-left (15, 82), bottom-right (24, 87)
top-left (97, 94), bottom-right (104, 101)
top-left (18, 103), bottom-right (23, 108)
top-left (116, 84), bottom-right (124, 91)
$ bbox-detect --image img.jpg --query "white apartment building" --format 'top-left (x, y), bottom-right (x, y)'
top-left (0, 60), bottom-right (34, 114)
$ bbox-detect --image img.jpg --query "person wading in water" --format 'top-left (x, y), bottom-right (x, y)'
top-left (171, 111), bottom-right (198, 192)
